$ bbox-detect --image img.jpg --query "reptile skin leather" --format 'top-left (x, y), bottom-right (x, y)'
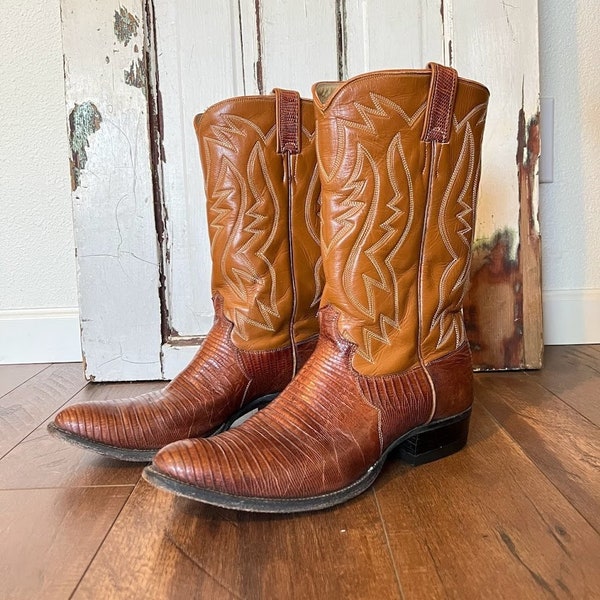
top-left (147, 65), bottom-right (489, 507)
top-left (50, 92), bottom-right (322, 457)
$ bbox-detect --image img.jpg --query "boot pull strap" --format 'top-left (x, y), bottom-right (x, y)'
top-left (421, 62), bottom-right (458, 143)
top-left (274, 88), bottom-right (301, 154)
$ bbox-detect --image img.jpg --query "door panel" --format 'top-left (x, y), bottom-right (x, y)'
top-left (63, 0), bottom-right (542, 380)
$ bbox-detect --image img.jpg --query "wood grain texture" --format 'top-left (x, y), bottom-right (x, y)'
top-left (0, 347), bottom-right (600, 597)
top-left (0, 363), bottom-right (50, 398)
top-left (475, 372), bottom-right (600, 533)
top-left (0, 381), bottom-right (162, 490)
top-left (374, 402), bottom-right (600, 599)
top-left (0, 363), bottom-right (87, 458)
top-left (0, 486), bottom-right (132, 600)
top-left (73, 480), bottom-right (402, 600)
top-left (526, 345), bottom-right (600, 425)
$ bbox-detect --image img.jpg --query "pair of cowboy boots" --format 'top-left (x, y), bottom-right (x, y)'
top-left (50, 64), bottom-right (489, 513)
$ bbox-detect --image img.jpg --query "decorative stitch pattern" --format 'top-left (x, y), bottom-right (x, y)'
top-left (322, 96), bottom-right (425, 363)
top-left (427, 103), bottom-right (488, 352)
top-left (205, 116), bottom-right (282, 341)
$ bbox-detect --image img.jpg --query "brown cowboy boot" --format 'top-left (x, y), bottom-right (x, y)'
top-left (48, 90), bottom-right (323, 461)
top-left (144, 64), bottom-right (489, 511)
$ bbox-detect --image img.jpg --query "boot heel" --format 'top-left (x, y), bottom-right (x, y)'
top-left (395, 409), bottom-right (471, 466)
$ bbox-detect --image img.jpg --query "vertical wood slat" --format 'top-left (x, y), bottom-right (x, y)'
top-left (239, 0), bottom-right (339, 97)
top-left (159, 0), bottom-right (340, 378)
top-left (61, 0), bottom-right (162, 380)
top-left (343, 0), bottom-right (445, 74)
top-left (152, 0), bottom-right (245, 342)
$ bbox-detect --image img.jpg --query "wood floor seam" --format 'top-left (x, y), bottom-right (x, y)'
top-left (371, 488), bottom-right (406, 600)
top-left (69, 483), bottom-right (139, 600)
top-left (522, 369), bottom-right (599, 428)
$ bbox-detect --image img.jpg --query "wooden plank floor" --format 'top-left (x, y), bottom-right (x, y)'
top-left (0, 346), bottom-right (598, 599)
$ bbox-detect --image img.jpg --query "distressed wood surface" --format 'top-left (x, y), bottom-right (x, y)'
top-left (453, 0), bottom-right (543, 369)
top-left (62, 0), bottom-right (162, 380)
top-left (64, 0), bottom-right (542, 379)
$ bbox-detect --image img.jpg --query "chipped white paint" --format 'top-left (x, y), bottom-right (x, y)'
top-left (450, 0), bottom-right (541, 249)
top-left (64, 0), bottom-right (541, 379)
top-left (62, 0), bottom-right (162, 380)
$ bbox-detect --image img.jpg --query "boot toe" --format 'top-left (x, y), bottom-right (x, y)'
top-left (152, 439), bottom-right (216, 489)
top-left (51, 402), bottom-right (125, 449)
top-left (52, 404), bottom-right (94, 439)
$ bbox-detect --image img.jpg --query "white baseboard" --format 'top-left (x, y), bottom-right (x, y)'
top-left (0, 308), bottom-right (82, 364)
top-left (543, 289), bottom-right (600, 345)
top-left (0, 291), bottom-right (596, 364)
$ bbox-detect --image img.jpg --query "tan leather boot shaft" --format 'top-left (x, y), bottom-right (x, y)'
top-left (313, 66), bottom-right (489, 375)
top-left (195, 93), bottom-right (322, 352)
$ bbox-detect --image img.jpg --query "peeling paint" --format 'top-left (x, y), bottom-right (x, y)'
top-left (465, 103), bottom-right (542, 371)
top-left (465, 229), bottom-right (523, 370)
top-left (254, 0), bottom-right (264, 94)
top-left (114, 6), bottom-right (139, 46)
top-left (516, 104), bottom-right (543, 367)
top-left (69, 102), bottom-right (102, 190)
top-left (124, 57), bottom-right (147, 93)
top-left (237, 0), bottom-right (247, 95)
top-left (145, 0), bottom-right (171, 343)
top-left (335, 0), bottom-right (348, 81)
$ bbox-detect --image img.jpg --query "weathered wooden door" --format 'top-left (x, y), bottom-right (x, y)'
top-left (62, 0), bottom-right (542, 381)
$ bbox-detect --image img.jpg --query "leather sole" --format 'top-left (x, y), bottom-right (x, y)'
top-left (142, 407), bottom-right (471, 512)
top-left (46, 393), bottom-right (278, 463)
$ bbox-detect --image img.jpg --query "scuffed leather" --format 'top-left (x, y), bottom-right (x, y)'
top-left (153, 306), bottom-right (428, 497)
top-left (52, 93), bottom-right (322, 452)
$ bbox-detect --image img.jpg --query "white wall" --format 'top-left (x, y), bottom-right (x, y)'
top-left (0, 2), bottom-right (81, 362)
top-left (538, 0), bottom-right (600, 344)
top-left (0, 0), bottom-right (597, 365)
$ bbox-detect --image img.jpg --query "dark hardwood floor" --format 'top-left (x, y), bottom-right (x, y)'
top-left (0, 346), bottom-right (598, 599)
